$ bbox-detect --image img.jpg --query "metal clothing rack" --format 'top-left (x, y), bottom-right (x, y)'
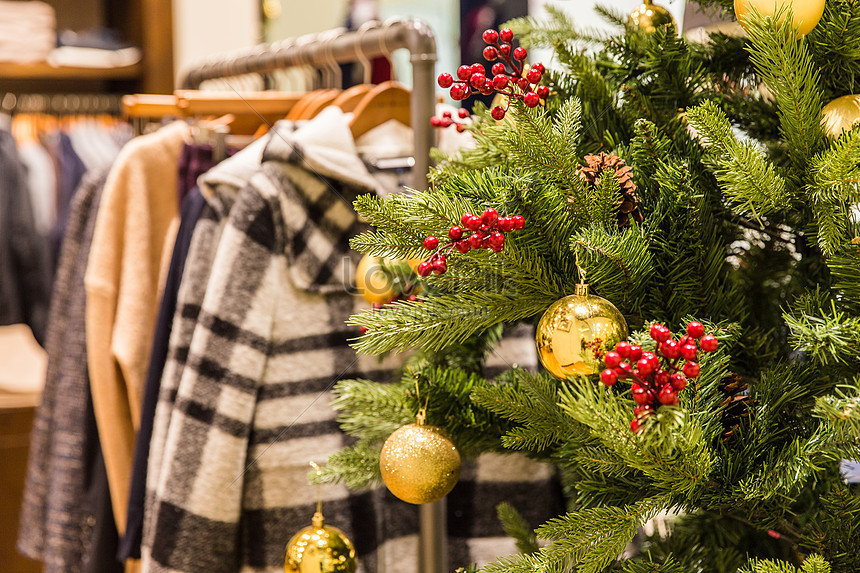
top-left (177, 18), bottom-right (446, 573)
top-left (178, 18), bottom-right (437, 193)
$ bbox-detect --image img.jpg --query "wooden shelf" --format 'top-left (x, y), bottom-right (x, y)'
top-left (0, 61), bottom-right (143, 81)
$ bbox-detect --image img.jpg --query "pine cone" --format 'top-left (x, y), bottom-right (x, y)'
top-left (576, 152), bottom-right (644, 228)
top-left (716, 374), bottom-right (753, 445)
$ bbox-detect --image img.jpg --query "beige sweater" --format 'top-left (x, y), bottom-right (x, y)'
top-left (85, 121), bottom-right (187, 534)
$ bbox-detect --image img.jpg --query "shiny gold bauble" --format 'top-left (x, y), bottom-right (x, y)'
top-left (355, 254), bottom-right (422, 305)
top-left (380, 423), bottom-right (461, 505)
top-left (628, 0), bottom-right (675, 33)
top-left (536, 285), bottom-right (629, 379)
top-left (285, 512), bottom-right (356, 573)
top-left (821, 94), bottom-right (860, 138)
top-left (734, 0), bottom-right (824, 37)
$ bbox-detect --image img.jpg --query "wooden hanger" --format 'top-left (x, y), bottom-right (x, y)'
top-left (348, 81), bottom-right (411, 139)
top-left (299, 89), bottom-right (341, 119)
top-left (331, 84), bottom-right (372, 113)
top-left (285, 88), bottom-right (337, 120)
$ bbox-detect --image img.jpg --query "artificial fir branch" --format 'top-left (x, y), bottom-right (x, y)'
top-left (496, 502), bottom-right (540, 555)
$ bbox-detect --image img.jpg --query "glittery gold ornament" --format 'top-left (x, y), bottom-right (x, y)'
top-left (628, 0), bottom-right (675, 33)
top-left (379, 417), bottom-right (461, 505)
top-left (821, 95), bottom-right (860, 138)
top-left (734, 0), bottom-right (824, 37)
top-left (355, 254), bottom-right (422, 305)
top-left (536, 283), bottom-right (629, 379)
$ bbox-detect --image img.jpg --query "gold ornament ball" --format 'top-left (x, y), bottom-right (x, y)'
top-left (285, 512), bottom-right (356, 573)
top-left (380, 423), bottom-right (461, 505)
top-left (536, 287), bottom-right (629, 379)
top-left (355, 254), bottom-right (397, 305)
top-left (821, 95), bottom-right (860, 138)
top-left (734, 0), bottom-right (824, 37)
top-left (629, 0), bottom-right (675, 33)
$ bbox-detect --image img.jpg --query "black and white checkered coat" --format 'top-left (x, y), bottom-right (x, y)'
top-left (142, 111), bottom-right (563, 573)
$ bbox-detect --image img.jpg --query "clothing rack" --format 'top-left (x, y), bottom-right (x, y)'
top-left (178, 18), bottom-right (437, 192)
top-left (177, 19), bottom-right (446, 573)
top-left (1, 92), bottom-right (123, 115)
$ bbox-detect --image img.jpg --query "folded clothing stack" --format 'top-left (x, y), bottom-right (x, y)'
top-left (0, 1), bottom-right (56, 63)
top-left (48, 28), bottom-right (142, 68)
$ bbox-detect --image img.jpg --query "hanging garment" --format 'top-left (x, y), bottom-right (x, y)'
top-left (18, 171), bottom-right (125, 573)
top-left (0, 127), bottom-right (51, 343)
top-left (141, 108), bottom-right (563, 573)
top-left (84, 121), bottom-right (188, 537)
top-left (52, 131), bottom-right (89, 259)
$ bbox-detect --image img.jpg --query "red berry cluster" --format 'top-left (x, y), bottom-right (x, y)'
top-left (416, 208), bottom-right (525, 277)
top-left (598, 321), bottom-right (720, 434)
top-left (434, 27), bottom-right (549, 124)
top-left (430, 108), bottom-right (472, 132)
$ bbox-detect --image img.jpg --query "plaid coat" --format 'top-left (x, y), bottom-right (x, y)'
top-left (142, 110), bottom-right (562, 573)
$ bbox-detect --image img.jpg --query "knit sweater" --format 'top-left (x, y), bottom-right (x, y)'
top-left (143, 109), bottom-right (561, 572)
top-left (84, 121), bottom-right (187, 534)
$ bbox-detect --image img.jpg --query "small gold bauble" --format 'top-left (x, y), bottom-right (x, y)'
top-left (536, 285), bottom-right (629, 379)
top-left (285, 512), bottom-right (356, 573)
top-left (355, 254), bottom-right (397, 305)
top-left (734, 0), bottom-right (824, 37)
top-left (380, 423), bottom-right (461, 505)
top-left (821, 95), bottom-right (860, 138)
top-left (628, 0), bottom-right (675, 33)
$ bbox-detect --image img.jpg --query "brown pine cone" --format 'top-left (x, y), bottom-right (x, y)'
top-left (577, 152), bottom-right (644, 228)
top-left (716, 374), bottom-right (753, 445)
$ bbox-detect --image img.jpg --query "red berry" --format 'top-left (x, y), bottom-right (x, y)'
top-left (654, 369), bottom-right (670, 385)
top-left (455, 240), bottom-right (471, 253)
top-left (491, 106), bottom-right (506, 121)
top-left (616, 361), bottom-right (633, 377)
top-left (456, 124), bottom-right (466, 133)
top-left (632, 384), bottom-right (649, 405)
top-left (634, 403), bottom-right (654, 418)
top-left (683, 361), bottom-right (700, 378)
top-left (491, 62), bottom-right (506, 75)
top-left (448, 226), bottom-right (463, 240)
top-left (650, 324), bottom-right (671, 342)
top-left (641, 351), bottom-right (659, 370)
top-left (492, 75), bottom-right (509, 90)
top-left (601, 369), bottom-right (618, 386)
top-left (440, 117), bottom-right (453, 127)
top-left (670, 373), bottom-right (687, 391)
top-left (615, 341), bottom-right (632, 358)
top-left (526, 68), bottom-right (542, 84)
top-left (523, 92), bottom-right (540, 107)
top-left (516, 77), bottom-right (530, 90)
top-left (483, 46), bottom-right (498, 61)
top-left (487, 232), bottom-right (505, 249)
top-left (497, 216), bottom-right (516, 232)
top-left (604, 351), bottom-right (622, 369)
top-left (536, 85), bottom-right (550, 99)
top-left (438, 73), bottom-right (454, 88)
top-left (416, 261), bottom-right (432, 277)
top-left (532, 63), bottom-right (545, 73)
top-left (513, 47), bottom-right (528, 61)
top-left (630, 418), bottom-right (643, 433)
top-left (680, 344), bottom-right (697, 361)
top-left (637, 358), bottom-right (654, 376)
top-left (461, 213), bottom-right (481, 231)
top-left (457, 65), bottom-right (472, 80)
top-left (659, 384), bottom-right (678, 405)
top-left (499, 28), bottom-right (514, 42)
top-left (512, 215), bottom-right (525, 229)
top-left (423, 236), bottom-right (439, 250)
top-left (432, 258), bottom-right (447, 274)
top-left (482, 208), bottom-right (499, 226)
top-left (700, 335), bottom-right (718, 353)
top-left (450, 84), bottom-right (468, 100)
top-left (499, 44), bottom-right (511, 56)
top-left (661, 340), bottom-right (681, 360)
top-left (430, 116), bottom-right (442, 127)
top-left (470, 63), bottom-right (485, 74)
top-left (629, 345), bottom-right (643, 361)
top-left (470, 73), bottom-right (487, 90)
top-left (686, 321), bottom-right (705, 339)
top-left (482, 29), bottom-right (499, 44)
top-left (468, 233), bottom-right (484, 249)
top-left (442, 111), bottom-right (452, 119)
top-left (458, 108), bottom-right (470, 119)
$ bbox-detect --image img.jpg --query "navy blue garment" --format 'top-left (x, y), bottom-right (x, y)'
top-left (118, 187), bottom-right (207, 559)
top-left (52, 132), bottom-right (88, 261)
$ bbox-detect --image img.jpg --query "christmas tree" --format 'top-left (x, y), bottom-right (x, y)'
top-left (314, 1), bottom-right (860, 571)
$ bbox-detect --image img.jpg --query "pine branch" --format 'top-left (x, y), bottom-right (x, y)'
top-left (686, 99), bottom-right (792, 218)
top-left (743, 554), bottom-right (831, 573)
top-left (785, 298), bottom-right (860, 366)
top-left (742, 6), bottom-right (826, 176)
top-left (330, 378), bottom-right (413, 440)
top-left (311, 441), bottom-right (382, 489)
top-left (808, 0), bottom-right (860, 97)
top-left (496, 502), bottom-right (540, 555)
